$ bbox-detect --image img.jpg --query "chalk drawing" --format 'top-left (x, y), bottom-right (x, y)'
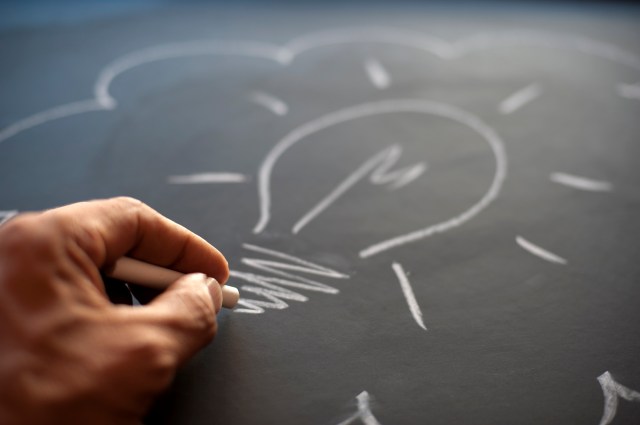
top-left (336, 391), bottom-right (383, 425)
top-left (498, 83), bottom-right (541, 114)
top-left (392, 262), bottom-right (427, 331)
top-left (453, 31), bottom-right (640, 69)
top-left (598, 371), bottom-right (640, 425)
top-left (292, 145), bottom-right (425, 234)
top-left (364, 58), bottom-right (391, 89)
top-left (0, 210), bottom-right (18, 226)
top-left (369, 145), bottom-right (427, 190)
top-left (231, 244), bottom-right (349, 314)
top-left (167, 172), bottom-right (248, 184)
top-left (3, 27), bottom-right (640, 150)
top-left (250, 91), bottom-right (289, 116)
top-left (0, 100), bottom-right (104, 145)
top-left (516, 236), bottom-right (567, 265)
top-left (617, 82), bottom-right (640, 99)
top-left (550, 172), bottom-right (612, 192)
top-left (254, 100), bottom-right (506, 259)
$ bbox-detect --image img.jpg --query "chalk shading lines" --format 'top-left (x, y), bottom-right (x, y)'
top-left (516, 235), bottom-right (567, 265)
top-left (598, 371), bottom-right (640, 425)
top-left (292, 145), bottom-right (425, 234)
top-left (1, 27), bottom-right (638, 258)
top-left (230, 243), bottom-right (349, 314)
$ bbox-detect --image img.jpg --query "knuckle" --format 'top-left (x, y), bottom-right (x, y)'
top-left (171, 285), bottom-right (217, 340)
top-left (113, 196), bottom-right (145, 209)
top-left (0, 213), bottom-right (58, 260)
top-left (132, 334), bottom-right (178, 374)
top-left (113, 196), bottom-right (153, 220)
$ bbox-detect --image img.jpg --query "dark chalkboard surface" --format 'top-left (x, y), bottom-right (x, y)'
top-left (1, 2), bottom-right (640, 424)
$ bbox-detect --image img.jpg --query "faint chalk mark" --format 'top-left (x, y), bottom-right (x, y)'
top-left (617, 82), bottom-right (640, 99)
top-left (364, 58), bottom-right (391, 89)
top-left (598, 371), bottom-right (640, 425)
top-left (336, 391), bottom-right (383, 425)
top-left (250, 91), bottom-right (289, 116)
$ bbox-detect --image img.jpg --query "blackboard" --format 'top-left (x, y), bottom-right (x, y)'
top-left (1, 2), bottom-right (640, 424)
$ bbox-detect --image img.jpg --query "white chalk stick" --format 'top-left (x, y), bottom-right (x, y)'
top-left (107, 257), bottom-right (239, 309)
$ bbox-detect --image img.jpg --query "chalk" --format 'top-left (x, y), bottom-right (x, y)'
top-left (107, 257), bottom-right (239, 309)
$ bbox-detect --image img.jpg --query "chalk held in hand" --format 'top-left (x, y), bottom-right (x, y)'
top-left (107, 257), bottom-right (239, 309)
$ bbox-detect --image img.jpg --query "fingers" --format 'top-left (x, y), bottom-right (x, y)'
top-left (43, 197), bottom-right (229, 284)
top-left (123, 273), bottom-right (222, 365)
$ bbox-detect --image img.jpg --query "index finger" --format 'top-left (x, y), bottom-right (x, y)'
top-left (44, 197), bottom-right (229, 284)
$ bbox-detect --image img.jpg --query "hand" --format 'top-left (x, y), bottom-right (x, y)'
top-left (0, 197), bottom-right (229, 425)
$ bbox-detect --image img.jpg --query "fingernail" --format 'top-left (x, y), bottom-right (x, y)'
top-left (188, 273), bottom-right (208, 284)
top-left (206, 277), bottom-right (223, 312)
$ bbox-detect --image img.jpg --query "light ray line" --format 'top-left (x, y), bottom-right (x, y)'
top-left (498, 83), bottom-right (541, 114)
top-left (250, 91), bottom-right (289, 116)
top-left (516, 236), bottom-right (567, 265)
top-left (167, 172), bottom-right (248, 184)
top-left (392, 262), bottom-right (427, 331)
top-left (550, 172), bottom-right (612, 192)
top-left (364, 58), bottom-right (391, 89)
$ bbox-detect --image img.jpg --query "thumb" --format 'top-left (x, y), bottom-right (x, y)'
top-left (133, 273), bottom-right (223, 365)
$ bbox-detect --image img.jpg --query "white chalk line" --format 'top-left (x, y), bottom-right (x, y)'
top-left (231, 244), bottom-right (349, 314)
top-left (292, 145), bottom-right (425, 234)
top-left (3, 27), bottom-right (640, 149)
top-left (0, 99), bottom-right (105, 145)
top-left (358, 102), bottom-right (507, 258)
top-left (0, 210), bottom-right (19, 226)
top-left (598, 371), bottom-right (640, 425)
top-left (243, 243), bottom-right (350, 279)
top-left (617, 82), bottom-right (640, 99)
top-left (364, 58), bottom-right (391, 89)
top-left (336, 391), bottom-right (382, 425)
top-left (249, 91), bottom-right (289, 116)
top-left (94, 41), bottom-right (285, 108)
top-left (550, 172), bottom-right (612, 192)
top-left (369, 146), bottom-right (427, 190)
top-left (392, 262), bottom-right (427, 331)
top-left (515, 235), bottom-right (567, 265)
top-left (167, 172), bottom-right (248, 184)
top-left (285, 27), bottom-right (455, 60)
top-left (453, 30), bottom-right (640, 70)
top-left (254, 99), bottom-right (506, 259)
top-left (498, 83), bottom-right (541, 114)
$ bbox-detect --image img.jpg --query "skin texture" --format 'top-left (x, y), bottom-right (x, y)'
top-left (0, 197), bottom-right (229, 425)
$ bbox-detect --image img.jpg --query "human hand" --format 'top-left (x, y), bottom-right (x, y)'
top-left (0, 197), bottom-right (229, 425)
